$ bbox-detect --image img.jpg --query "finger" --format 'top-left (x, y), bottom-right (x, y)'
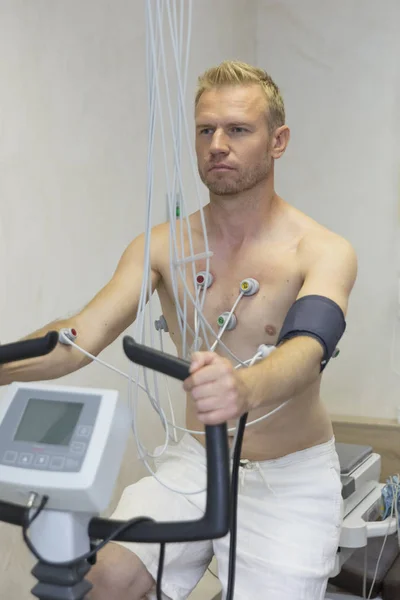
top-left (195, 392), bottom-right (237, 415)
top-left (183, 364), bottom-right (226, 392)
top-left (197, 408), bottom-right (237, 426)
top-left (190, 382), bottom-right (223, 401)
top-left (190, 351), bottom-right (218, 373)
top-left (194, 396), bottom-right (223, 414)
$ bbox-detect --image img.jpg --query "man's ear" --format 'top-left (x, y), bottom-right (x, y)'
top-left (271, 125), bottom-right (290, 159)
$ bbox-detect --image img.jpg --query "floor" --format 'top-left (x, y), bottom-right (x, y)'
top-left (188, 570), bottom-right (221, 600)
top-left (188, 559), bottom-right (221, 600)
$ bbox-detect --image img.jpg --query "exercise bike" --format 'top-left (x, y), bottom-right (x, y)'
top-left (0, 332), bottom-right (244, 599)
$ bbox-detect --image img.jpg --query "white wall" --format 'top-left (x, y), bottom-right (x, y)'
top-left (0, 1), bottom-right (256, 597)
top-left (4, 1), bottom-right (399, 595)
top-left (256, 0), bottom-right (400, 418)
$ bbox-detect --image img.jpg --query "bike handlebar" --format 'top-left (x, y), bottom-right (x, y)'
top-left (0, 331), bottom-right (59, 365)
top-left (0, 334), bottom-right (230, 543)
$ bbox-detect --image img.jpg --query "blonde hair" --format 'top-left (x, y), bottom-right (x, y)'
top-left (195, 60), bottom-right (285, 132)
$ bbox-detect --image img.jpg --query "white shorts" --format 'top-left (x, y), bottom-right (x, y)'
top-left (110, 433), bottom-right (343, 600)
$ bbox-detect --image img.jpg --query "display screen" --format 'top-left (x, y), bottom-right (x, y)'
top-left (14, 398), bottom-right (83, 446)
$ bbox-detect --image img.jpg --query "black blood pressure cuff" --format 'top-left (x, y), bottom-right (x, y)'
top-left (276, 295), bottom-right (346, 371)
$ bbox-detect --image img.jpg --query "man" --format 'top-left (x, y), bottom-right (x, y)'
top-left (0, 61), bottom-right (357, 599)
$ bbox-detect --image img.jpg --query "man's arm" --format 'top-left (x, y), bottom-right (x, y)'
top-left (0, 232), bottom-right (161, 385)
top-left (184, 232), bottom-right (357, 425)
top-left (241, 233), bottom-right (358, 411)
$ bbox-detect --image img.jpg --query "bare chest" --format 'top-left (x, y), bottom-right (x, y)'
top-left (158, 247), bottom-right (303, 360)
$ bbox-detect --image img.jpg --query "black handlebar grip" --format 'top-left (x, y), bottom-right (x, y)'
top-left (0, 333), bottom-right (231, 544)
top-left (123, 336), bottom-right (191, 381)
top-left (0, 331), bottom-right (59, 365)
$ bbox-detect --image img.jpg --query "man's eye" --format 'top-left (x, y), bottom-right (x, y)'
top-left (231, 127), bottom-right (247, 133)
top-left (200, 128), bottom-right (213, 135)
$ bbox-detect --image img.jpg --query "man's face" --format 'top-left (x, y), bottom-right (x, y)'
top-left (195, 84), bottom-right (272, 196)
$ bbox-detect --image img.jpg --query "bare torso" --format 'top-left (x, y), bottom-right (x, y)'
top-left (153, 198), bottom-right (334, 460)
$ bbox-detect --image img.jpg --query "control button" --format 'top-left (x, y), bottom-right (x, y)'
top-left (77, 426), bottom-right (92, 438)
top-left (71, 442), bottom-right (86, 455)
top-left (65, 458), bottom-right (81, 471)
top-left (18, 453), bottom-right (33, 467)
top-left (34, 455), bottom-right (50, 468)
top-left (3, 451), bottom-right (18, 465)
top-left (49, 456), bottom-right (65, 470)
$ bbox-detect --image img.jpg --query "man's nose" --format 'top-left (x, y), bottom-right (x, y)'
top-left (209, 130), bottom-right (229, 155)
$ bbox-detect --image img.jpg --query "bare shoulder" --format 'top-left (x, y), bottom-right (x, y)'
top-left (149, 221), bottom-right (170, 250)
top-left (278, 201), bottom-right (358, 304)
top-left (274, 202), bottom-right (358, 314)
top-left (122, 222), bottom-right (170, 271)
top-left (299, 220), bottom-right (357, 275)
top-left (282, 202), bottom-right (356, 265)
top-left (123, 214), bottom-right (204, 277)
top-left (149, 214), bottom-right (205, 262)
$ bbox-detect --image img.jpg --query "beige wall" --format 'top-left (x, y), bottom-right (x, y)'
top-left (256, 0), bottom-right (400, 419)
top-left (0, 1), bottom-right (256, 597)
top-left (2, 0), bottom-right (400, 596)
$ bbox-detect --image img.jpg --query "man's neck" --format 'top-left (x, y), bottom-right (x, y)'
top-left (206, 179), bottom-right (278, 246)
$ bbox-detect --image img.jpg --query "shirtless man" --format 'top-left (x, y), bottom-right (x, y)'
top-left (0, 61), bottom-right (357, 599)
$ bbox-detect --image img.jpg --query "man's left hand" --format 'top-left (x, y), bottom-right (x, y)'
top-left (183, 351), bottom-right (250, 425)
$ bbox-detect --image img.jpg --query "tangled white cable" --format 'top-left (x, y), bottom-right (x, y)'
top-left (59, 1), bottom-right (291, 497)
